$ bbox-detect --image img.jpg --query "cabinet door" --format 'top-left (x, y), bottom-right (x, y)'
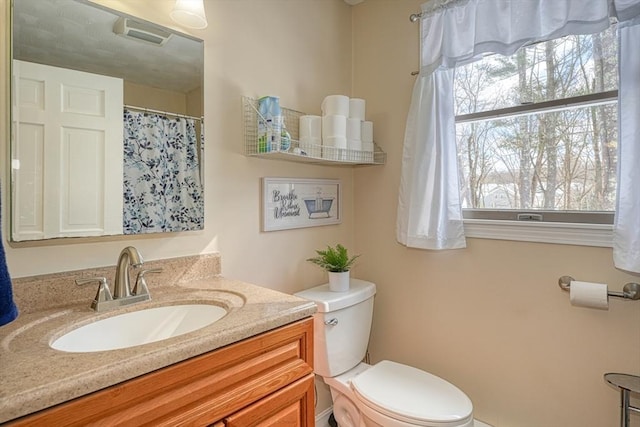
top-left (225, 374), bottom-right (315, 427)
top-left (8, 318), bottom-right (313, 427)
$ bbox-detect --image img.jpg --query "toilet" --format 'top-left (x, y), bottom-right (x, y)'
top-left (295, 279), bottom-right (491, 427)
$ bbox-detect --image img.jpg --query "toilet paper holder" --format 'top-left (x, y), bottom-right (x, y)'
top-left (558, 276), bottom-right (640, 300)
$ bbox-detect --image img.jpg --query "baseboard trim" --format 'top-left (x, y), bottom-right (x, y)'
top-left (316, 406), bottom-right (333, 427)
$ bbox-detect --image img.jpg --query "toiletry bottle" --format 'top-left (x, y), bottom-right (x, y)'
top-left (270, 102), bottom-right (282, 152)
top-left (257, 96), bottom-right (281, 153)
top-left (257, 98), bottom-right (270, 152)
top-left (265, 119), bottom-right (273, 152)
top-left (280, 123), bottom-right (291, 152)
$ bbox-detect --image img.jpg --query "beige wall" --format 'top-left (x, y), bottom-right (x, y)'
top-left (124, 81), bottom-right (188, 113)
top-left (2, 0), bottom-right (354, 294)
top-left (2, 0), bottom-right (639, 425)
top-left (2, 0), bottom-right (349, 416)
top-left (186, 86), bottom-right (202, 117)
top-left (352, 1), bottom-right (640, 426)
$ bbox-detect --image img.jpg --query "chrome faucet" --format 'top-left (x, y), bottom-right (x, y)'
top-left (114, 246), bottom-right (143, 298)
top-left (75, 246), bottom-right (161, 311)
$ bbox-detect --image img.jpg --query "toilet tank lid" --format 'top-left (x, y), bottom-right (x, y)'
top-left (294, 279), bottom-right (376, 313)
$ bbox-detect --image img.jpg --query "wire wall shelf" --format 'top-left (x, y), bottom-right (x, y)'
top-left (243, 97), bottom-right (386, 166)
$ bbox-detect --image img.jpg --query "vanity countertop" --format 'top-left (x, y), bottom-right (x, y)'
top-left (0, 276), bottom-right (317, 424)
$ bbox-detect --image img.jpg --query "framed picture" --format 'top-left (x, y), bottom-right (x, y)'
top-left (262, 178), bottom-right (341, 231)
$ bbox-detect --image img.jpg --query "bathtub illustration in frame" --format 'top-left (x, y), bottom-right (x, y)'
top-left (262, 178), bottom-right (341, 231)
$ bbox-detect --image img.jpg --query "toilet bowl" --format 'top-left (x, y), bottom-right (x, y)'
top-left (327, 361), bottom-right (474, 427)
top-left (294, 280), bottom-right (492, 427)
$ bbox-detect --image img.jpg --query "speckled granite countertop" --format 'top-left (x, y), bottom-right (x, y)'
top-left (0, 258), bottom-right (316, 424)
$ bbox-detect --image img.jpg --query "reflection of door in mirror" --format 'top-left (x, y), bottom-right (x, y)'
top-left (12, 60), bottom-right (124, 241)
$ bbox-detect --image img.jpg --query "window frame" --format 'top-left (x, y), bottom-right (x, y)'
top-left (453, 39), bottom-right (619, 247)
top-left (462, 209), bottom-right (614, 224)
top-left (463, 219), bottom-right (613, 247)
top-left (455, 90), bottom-right (618, 124)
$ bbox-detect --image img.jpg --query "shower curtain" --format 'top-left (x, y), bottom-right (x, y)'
top-left (123, 109), bottom-right (204, 234)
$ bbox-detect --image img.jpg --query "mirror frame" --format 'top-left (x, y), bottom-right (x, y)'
top-left (8, 0), bottom-right (205, 243)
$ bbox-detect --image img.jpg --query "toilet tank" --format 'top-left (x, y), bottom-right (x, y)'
top-left (294, 279), bottom-right (376, 378)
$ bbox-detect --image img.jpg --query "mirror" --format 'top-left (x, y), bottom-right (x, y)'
top-left (10, 0), bottom-right (204, 241)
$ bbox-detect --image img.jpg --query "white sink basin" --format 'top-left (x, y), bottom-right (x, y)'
top-left (51, 304), bottom-right (228, 353)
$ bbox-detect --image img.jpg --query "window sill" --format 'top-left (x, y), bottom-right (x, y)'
top-left (463, 219), bottom-right (613, 248)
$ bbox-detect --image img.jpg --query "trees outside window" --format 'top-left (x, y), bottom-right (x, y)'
top-left (454, 25), bottom-right (618, 222)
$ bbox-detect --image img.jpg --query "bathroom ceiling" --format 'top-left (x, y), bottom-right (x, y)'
top-left (12, 0), bottom-right (203, 94)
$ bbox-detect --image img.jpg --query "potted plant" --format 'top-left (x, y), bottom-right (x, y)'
top-left (307, 244), bottom-right (360, 292)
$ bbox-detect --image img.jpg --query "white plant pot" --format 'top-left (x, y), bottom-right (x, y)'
top-left (328, 271), bottom-right (350, 292)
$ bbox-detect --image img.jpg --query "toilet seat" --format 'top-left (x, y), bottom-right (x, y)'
top-left (350, 360), bottom-right (474, 426)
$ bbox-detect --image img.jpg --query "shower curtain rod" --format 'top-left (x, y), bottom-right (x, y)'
top-left (124, 104), bottom-right (202, 122)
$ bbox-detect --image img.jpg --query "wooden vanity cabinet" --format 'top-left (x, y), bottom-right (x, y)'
top-left (9, 318), bottom-right (315, 427)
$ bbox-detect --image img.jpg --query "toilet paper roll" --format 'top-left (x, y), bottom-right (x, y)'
top-left (570, 281), bottom-right (609, 310)
top-left (299, 115), bottom-right (322, 138)
top-left (322, 95), bottom-right (349, 117)
top-left (323, 136), bottom-right (347, 148)
top-left (346, 118), bottom-right (361, 140)
top-left (347, 139), bottom-right (362, 151)
top-left (349, 98), bottom-right (366, 120)
top-left (322, 115), bottom-right (347, 138)
top-left (361, 121), bottom-right (373, 143)
top-left (300, 136), bottom-right (322, 157)
top-left (300, 136), bottom-right (321, 146)
top-left (322, 145), bottom-right (347, 161)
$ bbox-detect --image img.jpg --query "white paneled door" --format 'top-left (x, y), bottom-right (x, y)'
top-left (11, 60), bottom-right (123, 241)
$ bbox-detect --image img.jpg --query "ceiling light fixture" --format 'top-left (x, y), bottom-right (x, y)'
top-left (170, 0), bottom-right (208, 29)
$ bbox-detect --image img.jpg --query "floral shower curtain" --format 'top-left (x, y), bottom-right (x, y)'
top-left (123, 109), bottom-right (204, 234)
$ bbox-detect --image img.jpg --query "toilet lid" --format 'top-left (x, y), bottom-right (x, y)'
top-left (350, 360), bottom-right (473, 425)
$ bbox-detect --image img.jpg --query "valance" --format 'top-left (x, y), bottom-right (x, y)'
top-left (418, 0), bottom-right (640, 74)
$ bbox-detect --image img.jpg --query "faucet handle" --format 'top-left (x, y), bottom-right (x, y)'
top-left (133, 268), bottom-right (162, 296)
top-left (76, 277), bottom-right (113, 311)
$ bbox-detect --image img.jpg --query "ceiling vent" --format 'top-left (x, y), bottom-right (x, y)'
top-left (113, 17), bottom-right (172, 46)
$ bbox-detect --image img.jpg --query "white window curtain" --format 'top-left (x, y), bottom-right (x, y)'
top-left (397, 0), bottom-right (640, 266)
top-left (613, 16), bottom-right (640, 272)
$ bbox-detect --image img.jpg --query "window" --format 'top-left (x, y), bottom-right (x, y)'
top-left (454, 25), bottom-right (618, 225)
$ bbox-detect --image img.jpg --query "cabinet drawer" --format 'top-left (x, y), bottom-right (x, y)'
top-left (9, 318), bottom-right (314, 427)
top-left (225, 374), bottom-right (314, 427)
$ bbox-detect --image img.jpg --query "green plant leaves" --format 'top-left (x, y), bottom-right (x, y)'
top-left (306, 243), bottom-right (360, 272)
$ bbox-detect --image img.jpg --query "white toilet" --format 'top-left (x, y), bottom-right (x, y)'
top-left (295, 279), bottom-right (491, 427)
